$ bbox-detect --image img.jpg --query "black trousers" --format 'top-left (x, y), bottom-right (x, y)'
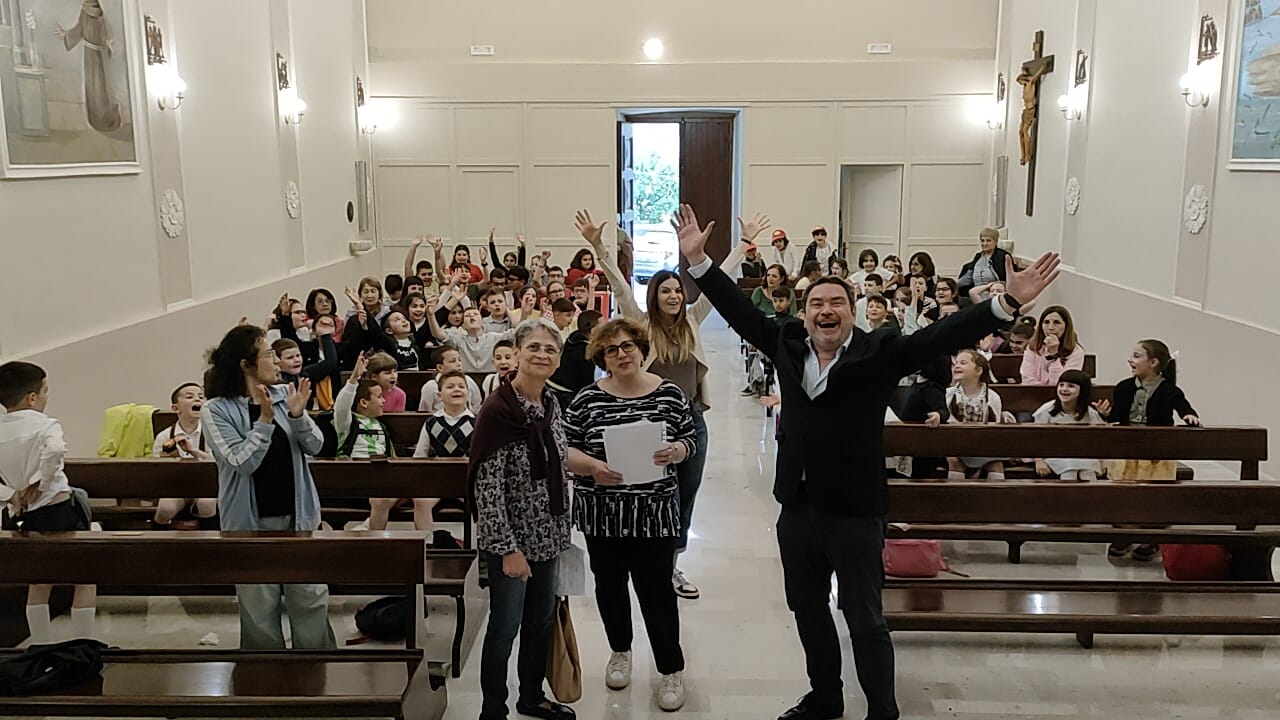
top-left (585, 535), bottom-right (684, 675)
top-left (777, 502), bottom-right (899, 720)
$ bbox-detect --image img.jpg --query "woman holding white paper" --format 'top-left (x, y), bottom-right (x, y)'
top-left (563, 317), bottom-right (697, 712)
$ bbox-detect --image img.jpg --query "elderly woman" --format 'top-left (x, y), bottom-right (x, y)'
top-left (564, 317), bottom-right (697, 712)
top-left (958, 227), bottom-right (1012, 299)
top-left (469, 318), bottom-right (577, 720)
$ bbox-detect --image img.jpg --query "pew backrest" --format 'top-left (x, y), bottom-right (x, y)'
top-left (989, 353), bottom-right (1097, 382)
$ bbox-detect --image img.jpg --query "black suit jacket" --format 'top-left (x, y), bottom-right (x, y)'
top-left (696, 266), bottom-right (1007, 516)
top-left (1103, 377), bottom-right (1198, 426)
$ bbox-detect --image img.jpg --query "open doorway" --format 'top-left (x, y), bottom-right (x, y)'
top-left (625, 123), bottom-right (680, 287)
top-left (619, 111), bottom-right (736, 299)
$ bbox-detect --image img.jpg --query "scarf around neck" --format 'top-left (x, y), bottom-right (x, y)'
top-left (467, 377), bottom-right (567, 517)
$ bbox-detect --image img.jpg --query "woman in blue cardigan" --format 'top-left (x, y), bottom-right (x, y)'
top-left (201, 324), bottom-right (335, 650)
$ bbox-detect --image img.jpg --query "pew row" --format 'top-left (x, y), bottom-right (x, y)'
top-left (989, 353), bottom-right (1098, 381)
top-left (882, 481), bottom-right (1280, 645)
top-left (61, 461), bottom-right (476, 678)
top-left (0, 531), bottom-right (449, 719)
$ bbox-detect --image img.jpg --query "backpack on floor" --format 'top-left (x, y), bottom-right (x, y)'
top-left (1160, 544), bottom-right (1231, 581)
top-left (883, 539), bottom-right (967, 578)
top-left (0, 639), bottom-right (109, 696)
top-left (348, 596), bottom-right (429, 645)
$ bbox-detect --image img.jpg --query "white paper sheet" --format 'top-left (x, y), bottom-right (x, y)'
top-left (602, 420), bottom-right (667, 485)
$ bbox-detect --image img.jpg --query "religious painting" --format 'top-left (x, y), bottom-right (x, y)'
top-left (1231, 0), bottom-right (1280, 167)
top-left (0, 0), bottom-right (141, 178)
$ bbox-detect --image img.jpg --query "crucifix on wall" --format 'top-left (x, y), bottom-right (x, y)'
top-left (1016, 30), bottom-right (1054, 216)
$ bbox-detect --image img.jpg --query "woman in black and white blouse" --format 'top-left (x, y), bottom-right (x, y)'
top-left (564, 317), bottom-right (697, 712)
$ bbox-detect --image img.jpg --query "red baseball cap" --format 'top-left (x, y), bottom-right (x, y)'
top-left (771, 229), bottom-right (787, 241)
top-left (812, 225), bottom-right (827, 236)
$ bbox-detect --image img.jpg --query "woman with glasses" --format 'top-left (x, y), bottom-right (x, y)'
top-left (575, 208), bottom-right (770, 601)
top-left (563, 317), bottom-right (698, 711)
top-left (470, 318), bottom-right (578, 720)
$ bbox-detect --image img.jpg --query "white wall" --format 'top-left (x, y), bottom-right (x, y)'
top-left (0, 0), bottom-right (377, 454)
top-left (997, 0), bottom-right (1280, 473)
top-left (366, 0), bottom-right (1001, 275)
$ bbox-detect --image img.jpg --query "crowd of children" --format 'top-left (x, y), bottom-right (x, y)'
top-left (0, 221), bottom-right (1206, 655)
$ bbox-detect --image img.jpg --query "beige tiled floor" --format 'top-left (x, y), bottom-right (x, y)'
top-left (45, 315), bottom-right (1280, 719)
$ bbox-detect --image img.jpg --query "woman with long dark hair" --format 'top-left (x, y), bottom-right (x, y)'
top-left (576, 208), bottom-right (770, 600)
top-left (564, 248), bottom-right (605, 287)
top-left (201, 324), bottom-right (334, 649)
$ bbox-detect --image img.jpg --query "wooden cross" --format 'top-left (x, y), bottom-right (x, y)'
top-left (1016, 30), bottom-right (1054, 216)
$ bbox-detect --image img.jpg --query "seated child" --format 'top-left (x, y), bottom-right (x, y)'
top-left (943, 349), bottom-right (1007, 480)
top-left (418, 346), bottom-right (483, 413)
top-left (274, 321), bottom-right (339, 411)
top-left (425, 306), bottom-right (516, 373)
top-left (334, 353), bottom-right (391, 460)
top-left (1032, 369), bottom-right (1104, 481)
top-left (0, 362), bottom-right (96, 643)
top-left (548, 310), bottom-right (603, 408)
top-left (551, 298), bottom-right (578, 340)
top-left (482, 340), bottom-right (517, 397)
top-left (1095, 339), bottom-right (1200, 562)
top-left (151, 382), bottom-right (217, 529)
top-left (365, 352), bottom-right (406, 413)
top-left (768, 287), bottom-right (793, 320)
top-left (995, 317), bottom-right (1035, 355)
top-left (393, 371), bottom-right (477, 532)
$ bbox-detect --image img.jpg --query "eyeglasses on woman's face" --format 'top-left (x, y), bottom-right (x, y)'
top-left (603, 340), bottom-right (638, 358)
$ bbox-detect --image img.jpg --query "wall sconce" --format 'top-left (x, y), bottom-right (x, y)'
top-left (358, 99), bottom-right (397, 135)
top-left (1056, 85), bottom-right (1085, 120)
top-left (1179, 69), bottom-right (1211, 108)
top-left (143, 15), bottom-right (184, 111)
top-left (985, 102), bottom-right (1005, 130)
top-left (280, 87), bottom-right (307, 125)
top-left (967, 95), bottom-right (1004, 129)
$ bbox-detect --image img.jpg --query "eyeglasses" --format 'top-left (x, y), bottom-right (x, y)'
top-left (523, 343), bottom-right (560, 357)
top-left (604, 340), bottom-right (638, 358)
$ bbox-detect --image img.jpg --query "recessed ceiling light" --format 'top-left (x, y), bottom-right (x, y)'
top-left (643, 38), bottom-right (664, 61)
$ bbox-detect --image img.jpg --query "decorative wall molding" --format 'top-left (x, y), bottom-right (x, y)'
top-left (159, 189), bottom-right (186, 238)
top-left (285, 180), bottom-right (301, 219)
top-left (1183, 184), bottom-right (1209, 234)
top-left (1065, 177), bottom-right (1081, 216)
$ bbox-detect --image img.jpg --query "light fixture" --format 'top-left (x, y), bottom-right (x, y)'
top-left (143, 15), bottom-right (184, 111)
top-left (985, 99), bottom-right (1005, 130)
top-left (359, 98), bottom-right (397, 135)
top-left (1179, 69), bottom-right (1211, 108)
top-left (280, 86), bottom-right (307, 125)
top-left (1056, 84), bottom-right (1085, 120)
top-left (643, 38), bottom-right (664, 61)
top-left (967, 95), bottom-right (1003, 129)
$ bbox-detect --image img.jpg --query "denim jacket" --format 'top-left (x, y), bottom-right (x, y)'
top-left (201, 385), bottom-right (324, 531)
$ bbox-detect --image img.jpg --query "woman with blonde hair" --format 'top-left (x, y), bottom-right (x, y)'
top-left (575, 208), bottom-right (770, 600)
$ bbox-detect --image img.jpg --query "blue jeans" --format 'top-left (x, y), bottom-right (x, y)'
top-left (675, 404), bottom-right (708, 554)
top-left (479, 551), bottom-right (559, 720)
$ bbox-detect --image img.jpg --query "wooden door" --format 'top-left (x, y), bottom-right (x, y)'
top-left (678, 117), bottom-right (734, 299)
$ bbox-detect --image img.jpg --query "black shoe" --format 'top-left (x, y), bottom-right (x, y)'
top-left (1107, 542), bottom-right (1134, 559)
top-left (1131, 543), bottom-right (1159, 562)
top-left (515, 699), bottom-right (576, 720)
top-left (778, 695), bottom-right (843, 720)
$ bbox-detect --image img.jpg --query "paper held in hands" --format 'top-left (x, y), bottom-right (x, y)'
top-left (602, 420), bottom-right (667, 485)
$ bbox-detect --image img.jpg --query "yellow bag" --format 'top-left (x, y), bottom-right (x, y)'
top-left (545, 597), bottom-right (582, 703)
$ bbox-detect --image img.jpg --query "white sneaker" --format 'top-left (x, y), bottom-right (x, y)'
top-left (672, 568), bottom-right (700, 600)
top-left (658, 671), bottom-right (685, 711)
top-left (605, 650), bottom-right (632, 690)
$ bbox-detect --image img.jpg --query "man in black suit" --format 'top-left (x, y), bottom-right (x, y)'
top-left (675, 205), bottom-right (1060, 720)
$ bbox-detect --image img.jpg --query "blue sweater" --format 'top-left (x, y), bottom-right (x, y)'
top-left (201, 385), bottom-right (324, 531)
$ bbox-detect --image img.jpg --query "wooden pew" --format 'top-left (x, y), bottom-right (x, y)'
top-left (989, 352), bottom-right (1098, 382)
top-left (62, 458), bottom-right (476, 677)
top-left (881, 423), bottom-right (1266, 480)
top-left (0, 531), bottom-right (449, 718)
top-left (882, 481), bottom-right (1280, 646)
top-left (888, 383), bottom-right (1115, 416)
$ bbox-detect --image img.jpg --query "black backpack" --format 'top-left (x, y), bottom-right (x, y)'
top-left (353, 596), bottom-right (417, 642)
top-left (0, 639), bottom-right (108, 696)
top-left (312, 411), bottom-right (340, 458)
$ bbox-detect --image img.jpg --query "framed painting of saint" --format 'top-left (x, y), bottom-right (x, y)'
top-left (0, 0), bottom-right (142, 178)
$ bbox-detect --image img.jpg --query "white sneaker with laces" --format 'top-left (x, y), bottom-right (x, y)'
top-left (672, 568), bottom-right (700, 600)
top-left (605, 650), bottom-right (632, 690)
top-left (658, 671), bottom-right (685, 711)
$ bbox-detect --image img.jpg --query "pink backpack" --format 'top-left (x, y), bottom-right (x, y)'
top-left (883, 539), bottom-right (967, 578)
